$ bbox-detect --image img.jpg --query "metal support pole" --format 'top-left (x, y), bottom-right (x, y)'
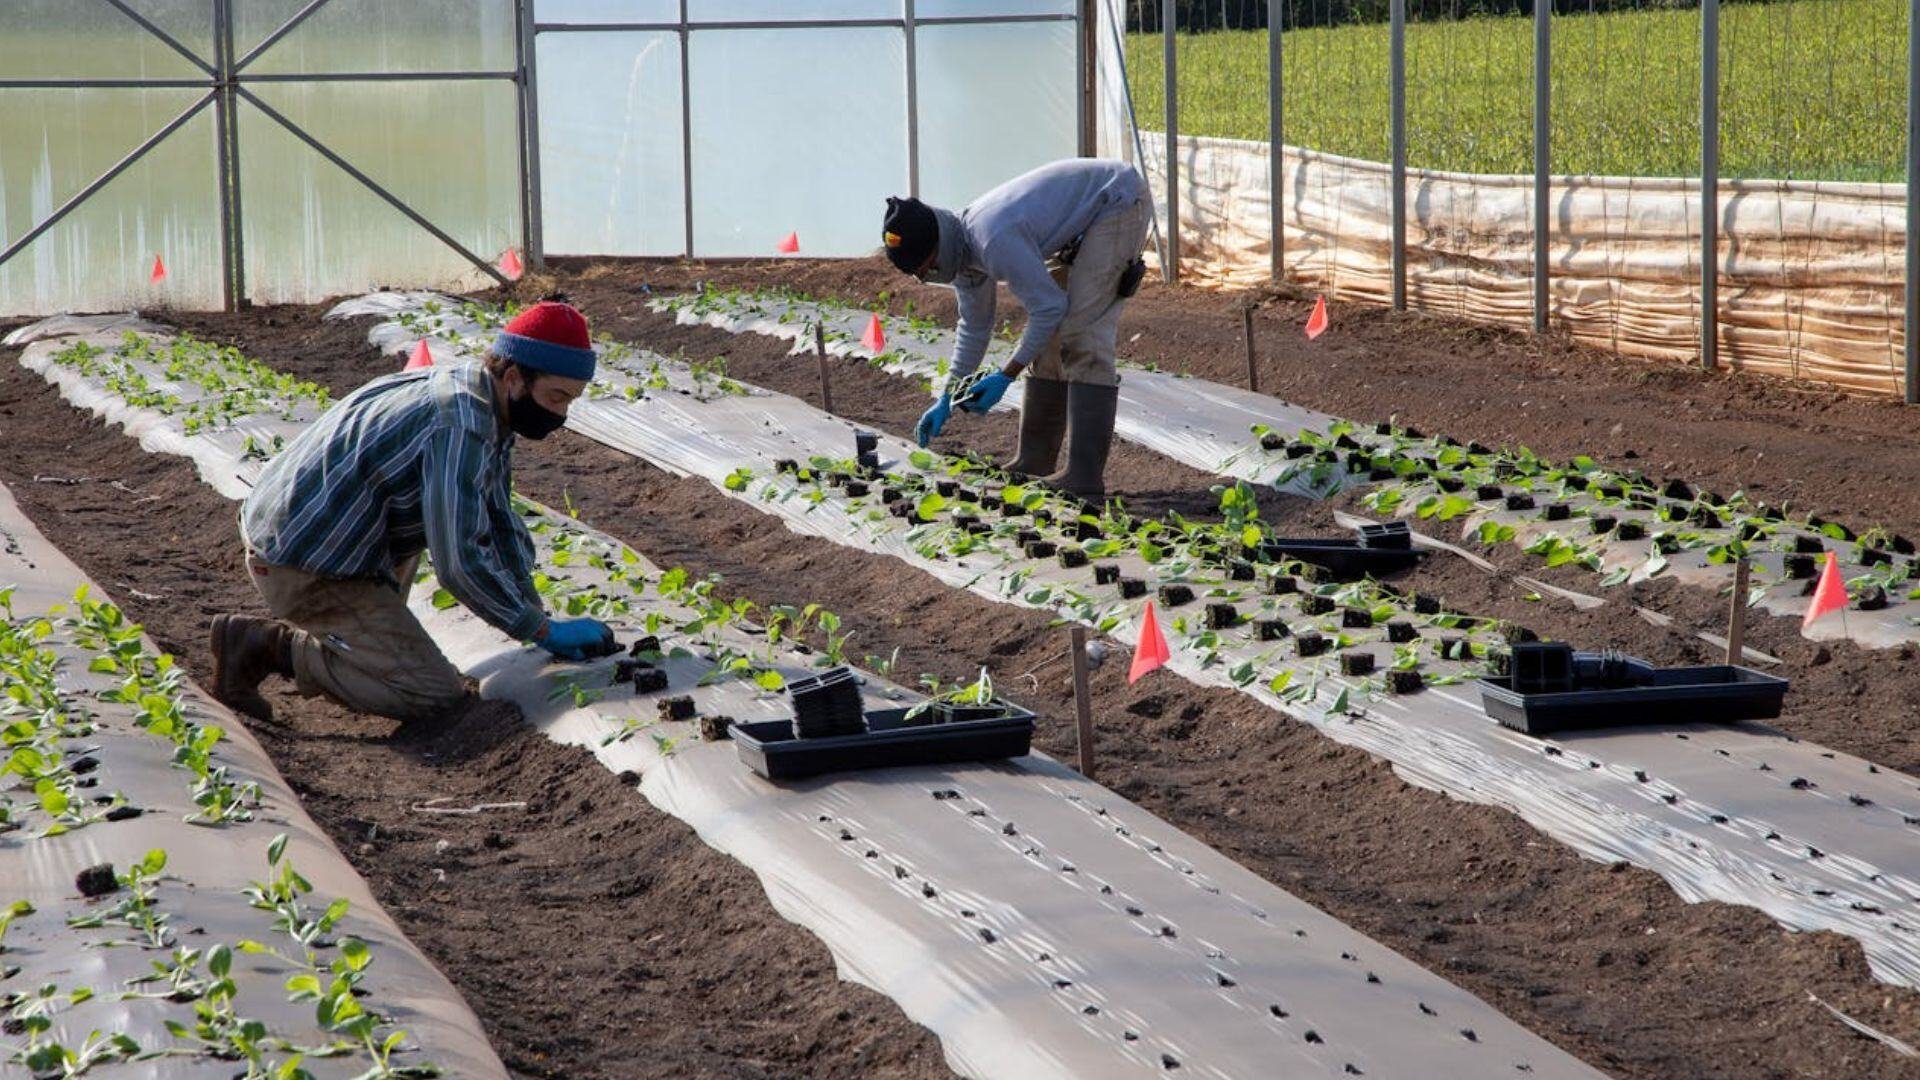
top-left (1079, 0), bottom-right (1099, 155)
top-left (906, 0), bottom-right (920, 198)
top-left (1070, 627), bottom-right (1096, 778)
top-left (1726, 556), bottom-right (1749, 666)
top-left (1532, 0), bottom-right (1549, 332)
top-left (1242, 305), bottom-right (1258, 392)
top-left (1268, 0), bottom-right (1283, 282)
top-left (1907, 0), bottom-right (1919, 403)
top-left (1389, 0), bottom-right (1406, 311)
top-left (223, 1), bottom-right (245, 305)
top-left (212, 0), bottom-right (235, 312)
top-left (679, 0), bottom-right (695, 258)
top-left (1701, 0), bottom-right (1720, 371)
top-left (1162, 0), bottom-right (1179, 284)
top-left (516, 0), bottom-right (544, 267)
top-left (815, 322), bottom-right (835, 415)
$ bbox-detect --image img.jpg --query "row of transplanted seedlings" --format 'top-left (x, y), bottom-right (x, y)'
top-left (768, 448), bottom-right (1527, 708)
top-left (660, 286), bottom-right (1920, 620)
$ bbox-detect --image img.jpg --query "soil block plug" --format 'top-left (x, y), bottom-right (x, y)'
top-left (1256, 618), bottom-right (1289, 641)
top-left (1386, 621), bottom-right (1417, 643)
top-left (1340, 608), bottom-right (1373, 629)
top-left (1386, 670), bottom-right (1424, 694)
top-left (659, 696), bottom-right (697, 722)
top-left (1158, 584), bottom-right (1195, 608)
top-left (1205, 603), bottom-right (1238, 630)
top-left (1058, 547), bottom-right (1089, 569)
top-left (1298, 595), bottom-right (1334, 616)
top-left (1339, 652), bottom-right (1376, 677)
top-left (1093, 564), bottom-right (1121, 585)
top-left (1296, 632), bottom-right (1329, 657)
top-left (1118, 577), bottom-right (1147, 599)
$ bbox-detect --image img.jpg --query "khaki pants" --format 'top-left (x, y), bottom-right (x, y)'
top-left (246, 552), bottom-right (467, 723)
top-left (1028, 195), bottom-right (1152, 388)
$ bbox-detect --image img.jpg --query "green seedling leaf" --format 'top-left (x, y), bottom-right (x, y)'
top-left (430, 588), bottom-right (458, 610)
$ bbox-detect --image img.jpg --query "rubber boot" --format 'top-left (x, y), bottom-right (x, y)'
top-left (1005, 376), bottom-right (1070, 479)
top-left (210, 614), bottom-right (294, 722)
top-left (1046, 382), bottom-right (1120, 505)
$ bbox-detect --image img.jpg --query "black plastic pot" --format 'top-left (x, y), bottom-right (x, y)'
top-left (1205, 603), bottom-right (1238, 630)
top-left (1478, 654), bottom-right (1788, 736)
top-left (1158, 584), bottom-right (1195, 607)
top-left (854, 430), bottom-right (879, 456)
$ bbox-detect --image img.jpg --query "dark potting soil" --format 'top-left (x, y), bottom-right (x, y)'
top-left (153, 302), bottom-right (1920, 1079)
top-left (0, 349), bottom-right (948, 1079)
top-left (543, 257), bottom-right (1920, 541)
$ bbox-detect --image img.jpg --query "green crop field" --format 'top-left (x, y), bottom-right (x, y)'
top-left (1125, 0), bottom-right (1906, 181)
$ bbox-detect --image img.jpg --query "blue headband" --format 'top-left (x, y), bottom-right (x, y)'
top-left (492, 331), bottom-right (596, 381)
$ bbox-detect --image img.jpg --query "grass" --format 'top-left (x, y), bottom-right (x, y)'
top-left (1125, 0), bottom-right (1907, 181)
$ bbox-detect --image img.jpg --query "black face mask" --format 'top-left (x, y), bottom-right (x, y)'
top-left (506, 387), bottom-right (566, 440)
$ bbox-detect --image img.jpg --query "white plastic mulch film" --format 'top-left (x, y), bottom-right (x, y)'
top-left (6, 315), bottom-right (1603, 1079)
top-left (650, 287), bottom-right (1920, 653)
top-left (0, 1), bottom-right (519, 316)
top-left (340, 293), bottom-right (1920, 999)
top-left (532, 1), bottom-right (1079, 257)
top-left (0, 475), bottom-right (505, 1076)
top-left (1094, 5), bottom-right (1912, 398)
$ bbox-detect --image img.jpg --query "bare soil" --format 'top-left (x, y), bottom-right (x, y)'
top-left (134, 281), bottom-right (1920, 1078)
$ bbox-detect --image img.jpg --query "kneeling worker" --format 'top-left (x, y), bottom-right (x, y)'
top-left (882, 157), bottom-right (1149, 502)
top-left (211, 300), bottom-right (615, 724)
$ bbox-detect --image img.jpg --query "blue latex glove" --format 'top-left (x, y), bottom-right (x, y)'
top-left (539, 616), bottom-right (615, 661)
top-left (915, 394), bottom-right (953, 447)
top-left (955, 371), bottom-right (1014, 415)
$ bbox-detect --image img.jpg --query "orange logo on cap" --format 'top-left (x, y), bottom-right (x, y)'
top-left (883, 231), bottom-right (902, 248)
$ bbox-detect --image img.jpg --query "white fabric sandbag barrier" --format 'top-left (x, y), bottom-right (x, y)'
top-left (7, 314), bottom-right (1603, 1078)
top-left (338, 296), bottom-right (1920, 995)
top-left (651, 289), bottom-right (1920, 651)
top-left (1128, 132), bottom-right (1909, 398)
top-left (0, 478), bottom-right (505, 1078)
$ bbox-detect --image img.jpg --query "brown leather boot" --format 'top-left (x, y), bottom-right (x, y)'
top-left (210, 614), bottom-right (294, 722)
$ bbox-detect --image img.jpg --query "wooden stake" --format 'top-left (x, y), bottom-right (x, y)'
top-left (1069, 626), bottom-right (1096, 779)
top-left (814, 321), bottom-right (834, 415)
top-left (1242, 305), bottom-right (1259, 393)
top-left (1726, 556), bottom-right (1749, 665)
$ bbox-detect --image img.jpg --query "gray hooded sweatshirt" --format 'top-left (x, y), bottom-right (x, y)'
top-left (931, 158), bottom-right (1146, 385)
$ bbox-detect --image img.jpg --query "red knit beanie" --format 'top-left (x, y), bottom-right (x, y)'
top-left (493, 301), bottom-right (596, 380)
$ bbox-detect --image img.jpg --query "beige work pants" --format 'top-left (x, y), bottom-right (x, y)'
top-left (245, 552), bottom-right (467, 723)
top-left (1028, 195), bottom-right (1152, 388)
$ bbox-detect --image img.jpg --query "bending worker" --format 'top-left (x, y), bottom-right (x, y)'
top-left (882, 157), bottom-right (1149, 502)
top-left (210, 300), bottom-right (615, 725)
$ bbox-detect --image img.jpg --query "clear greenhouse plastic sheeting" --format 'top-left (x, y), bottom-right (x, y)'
top-left (337, 294), bottom-right (1920, 994)
top-left (6, 315), bottom-right (1600, 1079)
top-left (0, 478), bottom-right (506, 1078)
top-left (649, 289), bottom-right (1920, 652)
top-left (1127, 130), bottom-right (1912, 398)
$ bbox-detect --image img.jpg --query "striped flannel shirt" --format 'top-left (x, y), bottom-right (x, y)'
top-left (239, 362), bottom-right (546, 641)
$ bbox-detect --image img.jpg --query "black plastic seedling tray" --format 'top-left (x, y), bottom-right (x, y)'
top-left (1255, 521), bottom-right (1427, 580)
top-left (1477, 665), bottom-right (1788, 735)
top-left (733, 705), bottom-right (1035, 781)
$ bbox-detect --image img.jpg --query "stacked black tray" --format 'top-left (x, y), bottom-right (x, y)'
top-left (1255, 521), bottom-right (1427, 580)
top-left (787, 667), bottom-right (867, 739)
top-left (1478, 643), bottom-right (1788, 735)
